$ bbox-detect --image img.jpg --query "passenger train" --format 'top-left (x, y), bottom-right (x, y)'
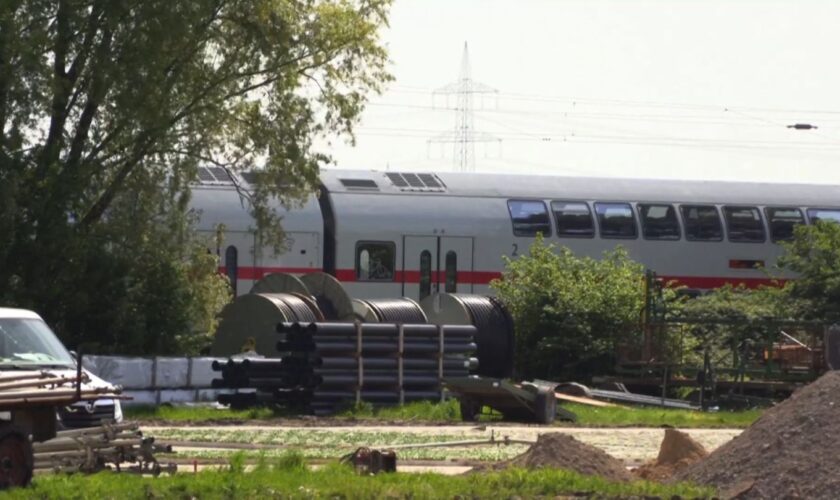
top-left (190, 166), bottom-right (840, 301)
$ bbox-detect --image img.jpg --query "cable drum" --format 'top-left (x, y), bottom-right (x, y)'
top-left (364, 298), bottom-right (428, 324)
top-left (457, 295), bottom-right (515, 378)
top-left (211, 293), bottom-right (308, 356)
top-left (420, 293), bottom-right (515, 378)
top-left (283, 293), bottom-right (324, 323)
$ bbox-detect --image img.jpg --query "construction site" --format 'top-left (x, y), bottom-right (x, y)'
top-left (0, 269), bottom-right (835, 500)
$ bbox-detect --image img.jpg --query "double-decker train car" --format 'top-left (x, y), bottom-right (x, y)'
top-left (190, 166), bottom-right (840, 301)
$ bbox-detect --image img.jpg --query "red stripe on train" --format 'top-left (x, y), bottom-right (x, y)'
top-left (222, 267), bottom-right (785, 289)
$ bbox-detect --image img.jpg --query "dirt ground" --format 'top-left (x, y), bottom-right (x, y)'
top-left (145, 424), bottom-right (740, 466)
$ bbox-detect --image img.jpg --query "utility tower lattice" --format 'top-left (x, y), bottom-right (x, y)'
top-left (428, 43), bottom-right (500, 172)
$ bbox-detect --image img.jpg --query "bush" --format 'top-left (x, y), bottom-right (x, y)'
top-left (491, 236), bottom-right (650, 381)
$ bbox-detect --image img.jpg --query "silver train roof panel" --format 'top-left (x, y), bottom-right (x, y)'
top-left (319, 169), bottom-right (840, 206)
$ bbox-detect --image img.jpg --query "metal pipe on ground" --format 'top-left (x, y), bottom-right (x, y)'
top-left (276, 340), bottom-right (476, 354)
top-left (278, 322), bottom-right (476, 338)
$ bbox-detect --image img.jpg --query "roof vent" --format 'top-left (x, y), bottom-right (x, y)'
top-left (385, 172), bottom-right (446, 192)
top-left (340, 178), bottom-right (379, 190)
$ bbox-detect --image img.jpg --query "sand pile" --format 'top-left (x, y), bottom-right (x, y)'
top-left (634, 428), bottom-right (708, 481)
top-left (676, 371), bottom-right (840, 499)
top-left (482, 433), bottom-right (632, 482)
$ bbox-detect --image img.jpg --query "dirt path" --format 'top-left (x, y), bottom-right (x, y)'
top-left (145, 424), bottom-right (741, 465)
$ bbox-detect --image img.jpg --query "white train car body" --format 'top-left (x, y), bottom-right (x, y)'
top-left (190, 167), bottom-right (840, 301)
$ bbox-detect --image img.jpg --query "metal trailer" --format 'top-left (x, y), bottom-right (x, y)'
top-left (0, 361), bottom-right (125, 488)
top-left (443, 377), bottom-right (575, 425)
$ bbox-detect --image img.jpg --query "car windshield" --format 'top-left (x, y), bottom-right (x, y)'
top-left (0, 318), bottom-right (75, 368)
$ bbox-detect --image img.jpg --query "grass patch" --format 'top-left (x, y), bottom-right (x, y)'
top-left (10, 455), bottom-right (714, 499)
top-left (124, 404), bottom-right (277, 422)
top-left (335, 399), bottom-right (464, 421)
top-left (564, 403), bottom-right (762, 428)
top-left (128, 399), bottom-right (761, 428)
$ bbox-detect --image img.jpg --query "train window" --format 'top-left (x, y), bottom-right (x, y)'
top-left (355, 242), bottom-right (395, 281)
top-left (225, 245), bottom-right (238, 295)
top-left (807, 208), bottom-right (840, 224)
top-left (445, 251), bottom-right (457, 293)
top-left (766, 208), bottom-right (805, 242)
top-left (551, 201), bottom-right (594, 237)
top-left (724, 206), bottom-right (765, 243)
top-left (594, 202), bottom-right (637, 239)
top-left (680, 205), bottom-right (723, 241)
top-left (419, 250), bottom-right (432, 300)
top-left (638, 204), bottom-right (680, 240)
top-left (507, 200), bottom-right (551, 237)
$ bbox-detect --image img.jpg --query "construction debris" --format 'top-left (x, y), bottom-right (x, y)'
top-left (341, 447), bottom-right (397, 475)
top-left (676, 370), bottom-right (840, 499)
top-left (34, 422), bottom-right (176, 476)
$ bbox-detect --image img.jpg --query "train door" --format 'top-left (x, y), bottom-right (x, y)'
top-left (220, 231), bottom-right (255, 296)
top-left (440, 236), bottom-right (473, 295)
top-left (402, 236), bottom-right (474, 301)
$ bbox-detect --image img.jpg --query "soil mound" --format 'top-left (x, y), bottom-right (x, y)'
top-left (482, 432), bottom-right (632, 482)
top-left (634, 429), bottom-right (708, 481)
top-left (675, 371), bottom-right (840, 499)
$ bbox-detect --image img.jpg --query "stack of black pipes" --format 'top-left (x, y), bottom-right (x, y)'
top-left (214, 321), bottom-right (478, 414)
top-left (213, 357), bottom-right (312, 409)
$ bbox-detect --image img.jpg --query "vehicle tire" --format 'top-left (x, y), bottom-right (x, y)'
top-left (459, 398), bottom-right (481, 422)
top-left (0, 425), bottom-right (33, 489)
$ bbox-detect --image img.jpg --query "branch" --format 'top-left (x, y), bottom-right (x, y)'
top-left (78, 134), bottom-right (157, 227)
top-left (38, 0), bottom-right (72, 172)
top-left (63, 21), bottom-right (113, 174)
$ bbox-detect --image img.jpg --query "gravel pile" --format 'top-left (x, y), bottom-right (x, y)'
top-left (481, 432), bottom-right (632, 482)
top-left (676, 371), bottom-right (840, 499)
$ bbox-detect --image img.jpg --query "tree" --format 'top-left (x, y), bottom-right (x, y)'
top-left (0, 0), bottom-right (392, 353)
top-left (491, 235), bottom-right (650, 381)
top-left (778, 221), bottom-right (840, 321)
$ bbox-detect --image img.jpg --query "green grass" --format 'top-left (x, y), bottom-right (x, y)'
top-left (124, 404), bottom-right (278, 422)
top-left (6, 454), bottom-right (715, 499)
top-left (335, 399), bottom-right (464, 421)
top-left (564, 403), bottom-right (762, 428)
top-left (127, 399), bottom-right (761, 428)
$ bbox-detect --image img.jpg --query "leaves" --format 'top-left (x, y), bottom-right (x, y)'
top-left (491, 235), bottom-right (648, 380)
top-left (0, 0), bottom-right (392, 353)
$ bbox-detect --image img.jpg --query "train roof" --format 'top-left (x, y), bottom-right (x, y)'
top-left (320, 169), bottom-right (840, 206)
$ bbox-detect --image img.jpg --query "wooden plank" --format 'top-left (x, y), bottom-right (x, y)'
top-left (554, 392), bottom-right (618, 408)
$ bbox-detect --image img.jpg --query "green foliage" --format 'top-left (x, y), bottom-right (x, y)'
top-left (336, 399), bottom-right (461, 421)
top-left (563, 403), bottom-right (761, 428)
top-left (670, 284), bottom-right (791, 367)
top-left (124, 404), bottom-right (278, 422)
top-left (0, 1), bottom-right (392, 354)
top-left (491, 235), bottom-right (655, 380)
top-left (129, 399), bottom-right (761, 428)
top-left (7, 456), bottom-right (715, 499)
top-left (778, 221), bottom-right (840, 320)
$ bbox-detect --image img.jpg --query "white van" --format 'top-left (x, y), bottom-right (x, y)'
top-left (0, 308), bottom-right (123, 428)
